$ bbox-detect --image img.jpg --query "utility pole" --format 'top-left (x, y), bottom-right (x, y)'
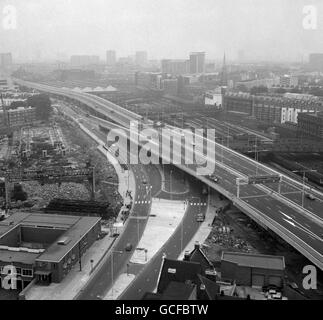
top-left (78, 236), bottom-right (82, 271)
top-left (221, 136), bottom-right (224, 163)
top-left (292, 169), bottom-right (317, 207)
top-left (255, 135), bottom-right (259, 176)
top-left (4, 176), bottom-right (10, 214)
top-left (170, 169), bottom-right (173, 201)
top-left (91, 166), bottom-right (95, 200)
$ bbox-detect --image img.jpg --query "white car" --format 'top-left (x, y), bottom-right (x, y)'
top-left (305, 193), bottom-right (315, 200)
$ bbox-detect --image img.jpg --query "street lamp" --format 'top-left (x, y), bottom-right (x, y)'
top-left (170, 169), bottom-right (173, 201)
top-left (111, 250), bottom-right (123, 300)
top-left (221, 136), bottom-right (224, 164)
top-left (254, 135), bottom-right (259, 176)
top-left (292, 169), bottom-right (317, 207)
top-left (90, 259), bottom-right (94, 273)
top-left (144, 249), bottom-right (148, 262)
top-left (126, 263), bottom-right (130, 276)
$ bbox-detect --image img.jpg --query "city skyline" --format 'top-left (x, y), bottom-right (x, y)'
top-left (1, 0), bottom-right (323, 63)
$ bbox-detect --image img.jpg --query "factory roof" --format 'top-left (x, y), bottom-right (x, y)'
top-left (221, 251), bottom-right (285, 270)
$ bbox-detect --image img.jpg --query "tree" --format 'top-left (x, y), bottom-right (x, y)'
top-left (27, 93), bottom-right (52, 121)
top-left (9, 100), bottom-right (27, 109)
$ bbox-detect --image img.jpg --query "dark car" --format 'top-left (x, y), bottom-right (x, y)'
top-left (125, 243), bottom-right (133, 251)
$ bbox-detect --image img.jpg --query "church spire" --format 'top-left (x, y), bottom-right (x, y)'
top-left (220, 52), bottom-right (227, 86)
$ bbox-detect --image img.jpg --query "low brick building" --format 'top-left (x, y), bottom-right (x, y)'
top-left (0, 212), bottom-right (101, 289)
top-left (221, 251), bottom-right (285, 288)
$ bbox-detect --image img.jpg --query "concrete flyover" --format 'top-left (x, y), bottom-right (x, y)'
top-left (15, 79), bottom-right (323, 271)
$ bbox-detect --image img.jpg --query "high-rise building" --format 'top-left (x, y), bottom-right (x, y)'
top-left (189, 52), bottom-right (205, 74)
top-left (135, 51), bottom-right (148, 67)
top-left (106, 50), bottom-right (116, 66)
top-left (0, 53), bottom-right (13, 72)
top-left (309, 53), bottom-right (323, 71)
top-left (279, 75), bottom-right (299, 87)
top-left (161, 59), bottom-right (189, 75)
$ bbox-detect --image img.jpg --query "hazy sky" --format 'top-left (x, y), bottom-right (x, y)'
top-left (1, 0), bottom-right (323, 62)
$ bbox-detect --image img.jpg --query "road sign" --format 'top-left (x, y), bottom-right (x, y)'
top-left (248, 175), bottom-right (281, 185)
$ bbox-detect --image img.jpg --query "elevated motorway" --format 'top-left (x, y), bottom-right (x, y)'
top-left (16, 80), bottom-right (323, 270)
top-left (14, 79), bottom-right (142, 128)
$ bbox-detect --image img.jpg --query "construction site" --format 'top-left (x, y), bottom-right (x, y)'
top-left (0, 92), bottom-right (123, 225)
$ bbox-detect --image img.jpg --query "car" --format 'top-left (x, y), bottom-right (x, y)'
top-left (209, 174), bottom-right (218, 182)
top-left (305, 193), bottom-right (316, 200)
top-left (125, 243), bottom-right (133, 251)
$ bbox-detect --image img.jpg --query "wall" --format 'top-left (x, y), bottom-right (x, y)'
top-left (0, 226), bottom-right (20, 246)
top-left (21, 227), bottom-right (65, 245)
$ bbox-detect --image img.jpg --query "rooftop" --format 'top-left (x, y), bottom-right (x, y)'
top-left (157, 257), bottom-right (202, 294)
top-left (221, 251), bottom-right (285, 270)
top-left (36, 215), bottom-right (101, 263)
top-left (162, 281), bottom-right (196, 300)
top-left (0, 212), bottom-right (101, 264)
top-left (0, 249), bottom-right (39, 265)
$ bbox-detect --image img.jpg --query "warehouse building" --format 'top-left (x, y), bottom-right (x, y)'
top-left (297, 111), bottom-right (323, 139)
top-left (221, 251), bottom-right (285, 288)
top-left (223, 92), bottom-right (320, 124)
top-left (0, 212), bottom-right (101, 288)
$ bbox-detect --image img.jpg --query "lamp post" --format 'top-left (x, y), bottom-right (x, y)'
top-left (78, 235), bottom-right (83, 272)
top-left (111, 250), bottom-right (123, 300)
top-left (292, 169), bottom-right (317, 207)
top-left (126, 263), bottom-right (130, 276)
top-left (254, 135), bottom-right (259, 176)
top-left (170, 169), bottom-right (173, 201)
top-left (221, 136), bottom-right (224, 164)
top-left (144, 249), bottom-right (148, 262)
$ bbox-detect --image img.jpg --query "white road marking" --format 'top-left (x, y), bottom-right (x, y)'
top-left (279, 211), bottom-right (292, 220)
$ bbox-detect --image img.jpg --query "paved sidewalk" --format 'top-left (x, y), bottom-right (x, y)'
top-left (25, 233), bottom-right (117, 300)
top-left (102, 198), bottom-right (186, 300)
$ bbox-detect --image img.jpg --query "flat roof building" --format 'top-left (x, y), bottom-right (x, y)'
top-left (0, 212), bottom-right (101, 289)
top-left (189, 52), bottom-right (205, 74)
top-left (221, 251), bottom-right (285, 288)
top-left (297, 111), bottom-right (323, 139)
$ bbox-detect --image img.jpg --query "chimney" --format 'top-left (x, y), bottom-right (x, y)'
top-left (194, 241), bottom-right (200, 250)
top-left (183, 251), bottom-right (190, 261)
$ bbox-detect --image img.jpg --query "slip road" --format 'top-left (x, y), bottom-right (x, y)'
top-left (115, 305), bottom-right (209, 317)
